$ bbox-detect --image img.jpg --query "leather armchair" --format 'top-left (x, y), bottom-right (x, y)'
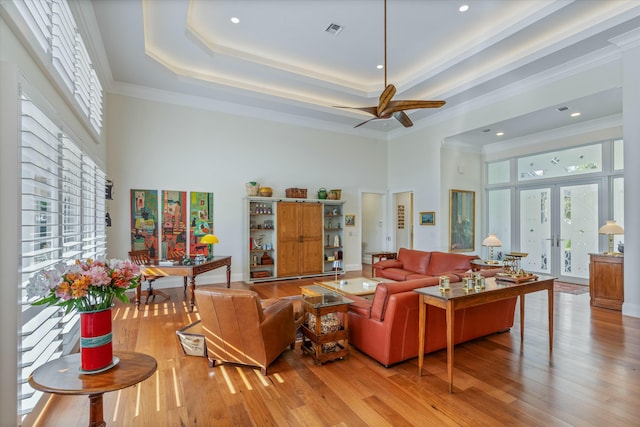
top-left (195, 287), bottom-right (296, 375)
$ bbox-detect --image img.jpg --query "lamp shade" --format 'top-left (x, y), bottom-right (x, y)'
top-left (598, 220), bottom-right (624, 235)
top-left (482, 233), bottom-right (502, 247)
top-left (200, 234), bottom-right (219, 244)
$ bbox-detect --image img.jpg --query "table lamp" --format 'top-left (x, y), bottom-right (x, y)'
top-left (598, 220), bottom-right (623, 254)
top-left (333, 260), bottom-right (342, 283)
top-left (482, 233), bottom-right (502, 263)
top-left (200, 234), bottom-right (219, 260)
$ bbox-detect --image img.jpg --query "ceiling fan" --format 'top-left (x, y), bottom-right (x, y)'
top-left (336, 0), bottom-right (445, 128)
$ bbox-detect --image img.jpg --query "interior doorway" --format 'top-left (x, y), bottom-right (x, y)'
top-left (360, 192), bottom-right (386, 264)
top-left (393, 192), bottom-right (413, 251)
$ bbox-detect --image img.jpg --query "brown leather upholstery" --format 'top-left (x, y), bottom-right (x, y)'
top-left (195, 287), bottom-right (296, 375)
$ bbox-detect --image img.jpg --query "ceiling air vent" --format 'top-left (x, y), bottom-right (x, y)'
top-left (556, 106), bottom-right (569, 112)
top-left (325, 23), bottom-right (344, 36)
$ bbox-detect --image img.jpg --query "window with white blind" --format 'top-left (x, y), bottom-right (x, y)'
top-left (13, 0), bottom-right (103, 135)
top-left (19, 93), bottom-right (107, 416)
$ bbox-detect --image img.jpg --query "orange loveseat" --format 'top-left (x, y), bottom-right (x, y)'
top-left (373, 248), bottom-right (478, 280)
top-left (349, 249), bottom-right (515, 367)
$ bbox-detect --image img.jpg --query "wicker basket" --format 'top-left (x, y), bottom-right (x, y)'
top-left (285, 188), bottom-right (307, 199)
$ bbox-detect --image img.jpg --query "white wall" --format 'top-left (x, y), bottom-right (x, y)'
top-left (106, 94), bottom-right (388, 285)
top-left (361, 192), bottom-right (385, 258)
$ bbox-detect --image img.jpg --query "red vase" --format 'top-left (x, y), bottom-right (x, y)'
top-left (80, 307), bottom-right (113, 372)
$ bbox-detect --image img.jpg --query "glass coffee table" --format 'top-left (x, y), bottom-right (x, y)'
top-left (315, 276), bottom-right (395, 296)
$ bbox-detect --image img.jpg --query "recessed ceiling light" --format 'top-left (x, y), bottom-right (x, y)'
top-left (570, 112), bottom-right (581, 117)
top-left (459, 5), bottom-right (469, 12)
top-left (230, 17), bottom-right (240, 24)
top-left (376, 64), bottom-right (384, 70)
top-left (496, 132), bottom-right (504, 136)
top-left (325, 23), bottom-right (343, 36)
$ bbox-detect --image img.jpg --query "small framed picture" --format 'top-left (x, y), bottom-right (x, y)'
top-left (420, 211), bottom-right (435, 226)
top-left (176, 321), bottom-right (207, 357)
top-left (345, 214), bottom-right (356, 226)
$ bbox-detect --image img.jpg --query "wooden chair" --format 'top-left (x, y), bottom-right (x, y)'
top-left (128, 249), bottom-right (170, 306)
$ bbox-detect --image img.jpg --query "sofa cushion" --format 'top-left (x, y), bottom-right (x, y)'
top-left (397, 248), bottom-right (431, 275)
top-left (426, 251), bottom-right (478, 276)
top-left (374, 259), bottom-right (403, 270)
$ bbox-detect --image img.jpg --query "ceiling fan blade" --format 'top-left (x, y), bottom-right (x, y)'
top-left (354, 117), bottom-right (379, 128)
top-left (333, 105), bottom-right (379, 117)
top-left (384, 100), bottom-right (446, 114)
top-left (377, 84), bottom-right (396, 115)
top-left (392, 111), bottom-right (413, 128)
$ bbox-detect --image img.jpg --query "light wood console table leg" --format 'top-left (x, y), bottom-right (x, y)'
top-left (446, 300), bottom-right (455, 394)
top-left (548, 286), bottom-right (554, 352)
top-left (418, 297), bottom-right (426, 376)
top-left (520, 295), bottom-right (525, 343)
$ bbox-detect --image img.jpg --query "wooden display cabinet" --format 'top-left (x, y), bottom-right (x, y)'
top-left (248, 198), bottom-right (276, 281)
top-left (243, 197), bottom-right (345, 283)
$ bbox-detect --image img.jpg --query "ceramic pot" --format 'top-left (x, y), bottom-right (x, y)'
top-left (245, 182), bottom-right (260, 196)
top-left (317, 188), bottom-right (327, 199)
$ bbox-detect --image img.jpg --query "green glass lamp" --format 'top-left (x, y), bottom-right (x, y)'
top-left (200, 234), bottom-right (219, 259)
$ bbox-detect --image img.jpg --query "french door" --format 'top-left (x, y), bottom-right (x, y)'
top-left (518, 180), bottom-right (600, 284)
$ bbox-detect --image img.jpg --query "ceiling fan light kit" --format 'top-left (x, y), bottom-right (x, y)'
top-left (336, 0), bottom-right (445, 128)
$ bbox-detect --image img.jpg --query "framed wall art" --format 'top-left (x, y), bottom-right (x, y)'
top-left (449, 189), bottom-right (475, 252)
top-left (130, 189), bottom-right (159, 257)
top-left (419, 211), bottom-right (435, 225)
top-left (345, 214), bottom-right (356, 226)
top-left (397, 204), bottom-right (405, 229)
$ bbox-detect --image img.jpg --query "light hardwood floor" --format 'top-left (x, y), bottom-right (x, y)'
top-left (29, 269), bottom-right (640, 426)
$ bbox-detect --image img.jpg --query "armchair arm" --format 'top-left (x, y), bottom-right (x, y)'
top-left (260, 300), bottom-right (295, 358)
top-left (374, 259), bottom-right (403, 270)
top-left (346, 295), bottom-right (372, 318)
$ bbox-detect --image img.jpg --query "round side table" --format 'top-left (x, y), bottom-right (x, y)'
top-left (29, 351), bottom-right (157, 427)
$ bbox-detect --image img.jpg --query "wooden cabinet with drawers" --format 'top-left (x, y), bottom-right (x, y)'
top-left (589, 253), bottom-right (624, 310)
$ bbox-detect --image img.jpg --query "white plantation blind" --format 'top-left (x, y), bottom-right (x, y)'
top-left (19, 93), bottom-right (107, 416)
top-left (13, 0), bottom-right (104, 135)
top-left (13, 0), bottom-right (51, 54)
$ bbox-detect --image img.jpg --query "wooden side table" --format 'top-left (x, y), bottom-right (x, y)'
top-left (589, 253), bottom-right (624, 310)
top-left (370, 251), bottom-right (397, 276)
top-left (470, 259), bottom-right (504, 272)
top-left (138, 255), bottom-right (232, 311)
top-left (29, 351), bottom-right (157, 427)
top-left (300, 285), bottom-right (353, 365)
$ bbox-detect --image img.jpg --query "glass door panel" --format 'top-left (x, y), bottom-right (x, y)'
top-left (519, 188), bottom-right (551, 274)
top-left (559, 184), bottom-right (598, 282)
top-left (518, 182), bottom-right (599, 283)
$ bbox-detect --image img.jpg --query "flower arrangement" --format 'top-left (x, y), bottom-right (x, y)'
top-left (27, 258), bottom-right (142, 313)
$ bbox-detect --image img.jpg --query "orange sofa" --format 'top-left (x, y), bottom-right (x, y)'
top-left (349, 249), bottom-right (515, 367)
top-left (373, 248), bottom-right (478, 280)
